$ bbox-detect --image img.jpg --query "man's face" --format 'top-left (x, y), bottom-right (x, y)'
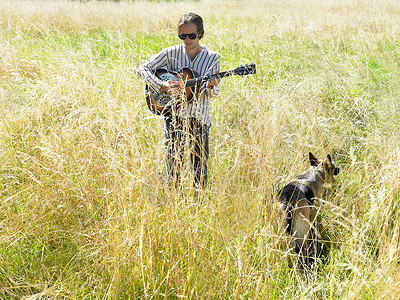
top-left (179, 23), bottom-right (200, 50)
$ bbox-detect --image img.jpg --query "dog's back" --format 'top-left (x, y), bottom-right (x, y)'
top-left (278, 182), bottom-right (315, 235)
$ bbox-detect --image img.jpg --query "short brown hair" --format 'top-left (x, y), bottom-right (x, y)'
top-left (177, 13), bottom-right (204, 40)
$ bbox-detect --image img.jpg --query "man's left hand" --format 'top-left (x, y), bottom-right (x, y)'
top-left (206, 73), bottom-right (220, 89)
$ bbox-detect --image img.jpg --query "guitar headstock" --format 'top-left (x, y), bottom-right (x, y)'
top-left (234, 63), bottom-right (256, 76)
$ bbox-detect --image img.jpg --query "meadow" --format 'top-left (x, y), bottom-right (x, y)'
top-left (1, 0), bottom-right (400, 298)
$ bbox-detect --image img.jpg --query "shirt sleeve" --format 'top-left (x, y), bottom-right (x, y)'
top-left (206, 53), bottom-right (221, 98)
top-left (137, 49), bottom-right (169, 93)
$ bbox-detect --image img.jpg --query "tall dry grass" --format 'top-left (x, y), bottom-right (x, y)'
top-left (0, 0), bottom-right (400, 299)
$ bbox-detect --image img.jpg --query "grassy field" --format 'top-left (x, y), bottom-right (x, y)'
top-left (1, 0), bottom-right (400, 298)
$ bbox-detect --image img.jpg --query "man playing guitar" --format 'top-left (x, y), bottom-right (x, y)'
top-left (137, 12), bottom-right (220, 189)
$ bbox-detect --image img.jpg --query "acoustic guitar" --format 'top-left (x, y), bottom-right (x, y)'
top-left (145, 63), bottom-right (256, 116)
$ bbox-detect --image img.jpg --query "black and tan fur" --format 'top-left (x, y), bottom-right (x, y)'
top-left (278, 152), bottom-right (340, 267)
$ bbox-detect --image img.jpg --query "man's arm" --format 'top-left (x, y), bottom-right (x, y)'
top-left (205, 56), bottom-right (221, 98)
top-left (137, 49), bottom-right (169, 93)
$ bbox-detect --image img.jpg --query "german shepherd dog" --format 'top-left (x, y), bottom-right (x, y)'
top-left (278, 152), bottom-right (340, 267)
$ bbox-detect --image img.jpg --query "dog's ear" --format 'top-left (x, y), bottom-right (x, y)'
top-left (309, 152), bottom-right (319, 166)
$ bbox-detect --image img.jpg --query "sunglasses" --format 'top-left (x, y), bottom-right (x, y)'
top-left (178, 33), bottom-right (198, 40)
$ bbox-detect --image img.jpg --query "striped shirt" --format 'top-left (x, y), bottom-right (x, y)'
top-left (137, 44), bottom-right (220, 126)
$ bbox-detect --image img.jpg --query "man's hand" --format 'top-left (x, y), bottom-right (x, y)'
top-left (161, 80), bottom-right (183, 95)
top-left (206, 73), bottom-right (220, 89)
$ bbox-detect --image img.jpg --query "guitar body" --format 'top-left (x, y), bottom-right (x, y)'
top-left (146, 68), bottom-right (201, 116)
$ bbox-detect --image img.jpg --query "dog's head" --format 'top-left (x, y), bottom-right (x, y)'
top-left (309, 152), bottom-right (340, 183)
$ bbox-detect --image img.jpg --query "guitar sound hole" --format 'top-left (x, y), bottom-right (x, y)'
top-left (160, 73), bottom-right (178, 82)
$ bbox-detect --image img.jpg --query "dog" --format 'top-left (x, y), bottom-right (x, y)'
top-left (277, 152), bottom-right (340, 267)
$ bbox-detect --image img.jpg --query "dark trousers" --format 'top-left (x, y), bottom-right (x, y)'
top-left (164, 116), bottom-right (209, 188)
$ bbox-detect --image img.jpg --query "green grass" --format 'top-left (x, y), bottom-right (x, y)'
top-left (1, 0), bottom-right (400, 298)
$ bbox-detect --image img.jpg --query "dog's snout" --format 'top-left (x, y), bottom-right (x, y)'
top-left (334, 167), bottom-right (340, 175)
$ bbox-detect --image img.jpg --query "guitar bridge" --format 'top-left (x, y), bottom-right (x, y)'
top-left (150, 91), bottom-right (172, 106)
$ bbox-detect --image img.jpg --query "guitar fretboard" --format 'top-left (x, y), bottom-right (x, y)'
top-left (184, 70), bottom-right (234, 88)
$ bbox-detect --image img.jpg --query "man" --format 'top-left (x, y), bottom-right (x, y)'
top-left (137, 13), bottom-right (220, 189)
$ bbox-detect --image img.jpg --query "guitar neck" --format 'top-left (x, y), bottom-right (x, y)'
top-left (185, 70), bottom-right (233, 88)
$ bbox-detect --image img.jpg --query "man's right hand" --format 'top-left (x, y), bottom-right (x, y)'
top-left (161, 80), bottom-right (183, 95)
